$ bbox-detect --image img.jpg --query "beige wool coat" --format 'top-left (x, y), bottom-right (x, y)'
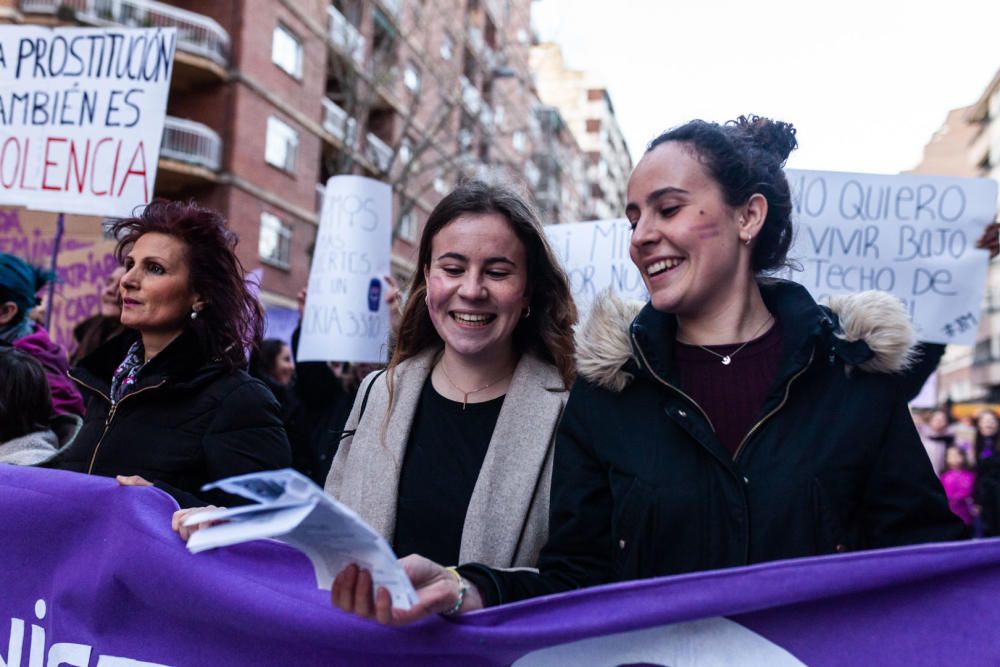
top-left (324, 348), bottom-right (567, 568)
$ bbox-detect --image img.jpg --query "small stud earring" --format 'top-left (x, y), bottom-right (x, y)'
top-left (190, 309), bottom-right (199, 320)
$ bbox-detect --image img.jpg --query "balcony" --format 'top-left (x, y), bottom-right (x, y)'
top-left (315, 183), bottom-right (326, 214)
top-left (484, 0), bottom-right (505, 23)
top-left (328, 5), bottom-right (366, 66)
top-left (365, 133), bottom-right (393, 172)
top-left (460, 77), bottom-right (482, 115)
top-left (479, 103), bottom-right (494, 129)
top-left (377, 0), bottom-right (403, 19)
top-left (322, 97), bottom-right (358, 146)
top-left (160, 116), bottom-right (221, 171)
top-left (21, 0), bottom-right (230, 67)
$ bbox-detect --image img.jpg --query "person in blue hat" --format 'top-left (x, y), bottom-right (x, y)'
top-left (0, 253), bottom-right (84, 417)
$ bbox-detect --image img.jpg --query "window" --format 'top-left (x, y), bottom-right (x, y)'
top-left (398, 212), bottom-right (417, 242)
top-left (259, 212), bottom-right (293, 269)
top-left (399, 137), bottom-right (413, 165)
top-left (512, 130), bottom-right (526, 153)
top-left (271, 24), bottom-right (303, 79)
top-left (440, 33), bottom-right (454, 60)
top-left (403, 62), bottom-right (421, 93)
top-left (265, 116), bottom-right (299, 172)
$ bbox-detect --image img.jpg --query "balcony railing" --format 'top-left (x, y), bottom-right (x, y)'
top-left (479, 103), bottom-right (494, 129)
top-left (377, 0), bottom-right (403, 19)
top-left (315, 183), bottom-right (326, 213)
top-left (160, 116), bottom-right (221, 171)
top-left (460, 76), bottom-right (481, 115)
top-left (20, 0), bottom-right (230, 66)
top-left (327, 5), bottom-right (365, 65)
top-left (484, 0), bottom-right (505, 22)
top-left (322, 97), bottom-right (358, 145)
top-left (366, 133), bottom-right (393, 172)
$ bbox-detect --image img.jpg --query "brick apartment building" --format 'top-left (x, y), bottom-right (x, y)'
top-left (911, 69), bottom-right (1000, 403)
top-left (1, 0), bottom-right (626, 324)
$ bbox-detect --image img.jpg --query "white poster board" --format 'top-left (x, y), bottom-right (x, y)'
top-left (0, 26), bottom-right (176, 216)
top-left (782, 170), bottom-right (997, 345)
top-left (298, 175), bottom-right (392, 363)
top-left (545, 218), bottom-right (647, 318)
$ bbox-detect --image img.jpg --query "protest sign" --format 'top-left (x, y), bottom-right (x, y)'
top-left (0, 26), bottom-right (176, 216)
top-left (545, 218), bottom-right (647, 317)
top-left (783, 169), bottom-right (998, 345)
top-left (0, 206), bottom-right (116, 351)
top-left (1, 466), bottom-right (999, 666)
top-left (298, 175), bottom-right (392, 363)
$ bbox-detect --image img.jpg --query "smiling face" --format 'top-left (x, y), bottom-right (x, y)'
top-left (626, 141), bottom-right (753, 316)
top-left (119, 232), bottom-right (201, 341)
top-left (422, 213), bottom-right (529, 364)
top-left (272, 343), bottom-right (295, 385)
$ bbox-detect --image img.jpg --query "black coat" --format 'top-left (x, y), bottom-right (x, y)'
top-left (465, 280), bottom-right (966, 604)
top-left (56, 330), bottom-right (291, 507)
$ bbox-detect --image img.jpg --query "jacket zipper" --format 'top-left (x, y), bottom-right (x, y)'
top-left (68, 372), bottom-right (166, 475)
top-left (630, 331), bottom-right (716, 433)
top-left (732, 348), bottom-right (815, 462)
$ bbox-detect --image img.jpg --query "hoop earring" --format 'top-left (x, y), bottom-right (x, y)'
top-left (745, 235), bottom-right (752, 246)
top-left (522, 306), bottom-right (531, 319)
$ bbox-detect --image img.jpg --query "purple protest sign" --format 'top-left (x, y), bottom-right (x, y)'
top-left (1, 466), bottom-right (997, 666)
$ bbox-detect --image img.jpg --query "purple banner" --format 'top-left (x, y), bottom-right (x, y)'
top-left (1, 466), bottom-right (998, 666)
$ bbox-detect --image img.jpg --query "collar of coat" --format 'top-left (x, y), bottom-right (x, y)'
top-left (69, 327), bottom-right (225, 397)
top-left (576, 278), bottom-right (917, 393)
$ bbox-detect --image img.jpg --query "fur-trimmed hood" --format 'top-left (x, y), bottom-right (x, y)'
top-left (577, 281), bottom-right (917, 393)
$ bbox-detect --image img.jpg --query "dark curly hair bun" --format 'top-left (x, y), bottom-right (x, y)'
top-left (731, 115), bottom-right (798, 164)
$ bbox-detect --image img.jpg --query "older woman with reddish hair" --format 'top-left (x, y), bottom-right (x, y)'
top-left (55, 200), bottom-right (290, 507)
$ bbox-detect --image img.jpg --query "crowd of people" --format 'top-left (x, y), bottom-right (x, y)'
top-left (915, 407), bottom-right (1000, 536)
top-left (0, 114), bottom-right (996, 628)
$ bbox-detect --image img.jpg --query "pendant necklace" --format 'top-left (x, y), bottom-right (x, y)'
top-left (438, 361), bottom-right (513, 409)
top-left (695, 314), bottom-right (774, 366)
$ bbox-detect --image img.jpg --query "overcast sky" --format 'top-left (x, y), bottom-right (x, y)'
top-left (532, 0), bottom-right (1000, 175)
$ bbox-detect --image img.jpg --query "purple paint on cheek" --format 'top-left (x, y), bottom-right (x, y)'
top-left (692, 222), bottom-right (722, 239)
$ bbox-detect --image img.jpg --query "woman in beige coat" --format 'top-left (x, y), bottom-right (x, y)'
top-left (325, 181), bottom-right (577, 570)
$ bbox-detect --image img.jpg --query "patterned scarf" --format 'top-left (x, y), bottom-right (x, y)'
top-left (110, 341), bottom-right (146, 404)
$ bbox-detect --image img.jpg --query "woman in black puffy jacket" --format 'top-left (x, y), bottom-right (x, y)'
top-left (56, 201), bottom-right (291, 508)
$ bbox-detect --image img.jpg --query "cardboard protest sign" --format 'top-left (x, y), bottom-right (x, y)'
top-left (298, 176), bottom-right (392, 363)
top-left (0, 26), bottom-right (176, 216)
top-left (0, 206), bottom-right (117, 352)
top-left (545, 219), bottom-right (647, 318)
top-left (783, 170), bottom-right (998, 345)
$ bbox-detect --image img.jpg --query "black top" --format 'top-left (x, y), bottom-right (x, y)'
top-left (392, 378), bottom-right (504, 565)
top-left (674, 321), bottom-right (784, 456)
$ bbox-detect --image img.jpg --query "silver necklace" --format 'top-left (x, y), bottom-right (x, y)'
top-left (694, 315), bottom-right (774, 366)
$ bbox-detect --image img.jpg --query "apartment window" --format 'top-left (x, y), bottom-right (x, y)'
top-left (512, 130), bottom-right (526, 153)
top-left (265, 116), bottom-right (299, 172)
top-left (271, 24), bottom-right (303, 79)
top-left (440, 34), bottom-right (454, 60)
top-left (259, 212), bottom-right (293, 269)
top-left (403, 62), bottom-right (422, 93)
top-left (398, 212), bottom-right (417, 243)
top-left (399, 138), bottom-right (413, 165)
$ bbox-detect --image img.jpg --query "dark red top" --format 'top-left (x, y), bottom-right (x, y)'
top-left (674, 320), bottom-right (784, 457)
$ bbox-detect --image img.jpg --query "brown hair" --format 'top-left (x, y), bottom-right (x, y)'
top-left (389, 181), bottom-right (577, 389)
top-left (111, 200), bottom-right (263, 371)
